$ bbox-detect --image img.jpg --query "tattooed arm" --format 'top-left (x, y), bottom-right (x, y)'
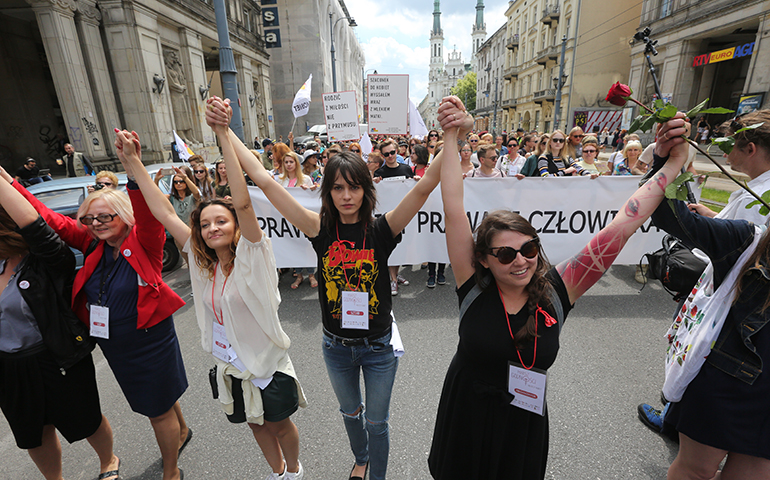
top-left (556, 114), bottom-right (689, 304)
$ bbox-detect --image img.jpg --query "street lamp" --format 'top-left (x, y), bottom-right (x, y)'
top-left (330, 13), bottom-right (357, 92)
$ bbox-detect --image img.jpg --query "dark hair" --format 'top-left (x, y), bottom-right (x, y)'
top-left (319, 151), bottom-right (377, 232)
top-left (521, 135), bottom-right (533, 145)
top-left (413, 145), bottom-right (429, 166)
top-left (473, 211), bottom-right (552, 346)
top-left (189, 199), bottom-right (240, 279)
top-left (171, 165), bottom-right (194, 201)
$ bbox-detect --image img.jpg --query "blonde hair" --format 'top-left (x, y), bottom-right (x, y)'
top-left (544, 130), bottom-right (567, 157)
top-left (279, 151), bottom-right (306, 184)
top-left (622, 140), bottom-right (643, 159)
top-left (77, 188), bottom-right (135, 231)
top-left (95, 170), bottom-right (119, 186)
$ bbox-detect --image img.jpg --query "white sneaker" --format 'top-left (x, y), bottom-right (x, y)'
top-left (285, 461), bottom-right (304, 480)
top-left (391, 280), bottom-right (398, 296)
top-left (397, 274), bottom-right (409, 285)
top-left (265, 464), bottom-right (286, 480)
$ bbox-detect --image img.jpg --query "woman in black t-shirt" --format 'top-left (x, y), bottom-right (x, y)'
top-left (429, 107), bottom-right (692, 479)
top-left (205, 97), bottom-right (472, 480)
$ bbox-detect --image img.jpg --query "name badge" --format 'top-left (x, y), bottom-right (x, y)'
top-left (212, 321), bottom-right (230, 363)
top-left (508, 164), bottom-right (520, 176)
top-left (341, 291), bottom-right (369, 330)
top-left (90, 305), bottom-right (110, 339)
top-left (508, 362), bottom-right (548, 416)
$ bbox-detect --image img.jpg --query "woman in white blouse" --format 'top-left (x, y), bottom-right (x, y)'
top-left (114, 97), bottom-right (306, 480)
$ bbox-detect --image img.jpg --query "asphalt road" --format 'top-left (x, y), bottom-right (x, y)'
top-left (1, 262), bottom-right (682, 480)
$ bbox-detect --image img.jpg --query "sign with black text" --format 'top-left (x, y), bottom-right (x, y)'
top-left (323, 91), bottom-right (360, 142)
top-left (367, 74), bottom-right (408, 135)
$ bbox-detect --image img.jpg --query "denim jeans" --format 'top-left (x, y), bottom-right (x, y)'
top-left (323, 330), bottom-right (398, 480)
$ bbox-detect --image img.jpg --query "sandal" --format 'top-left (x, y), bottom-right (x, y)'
top-left (98, 457), bottom-right (120, 480)
top-left (309, 275), bottom-right (318, 288)
top-left (291, 275), bottom-right (303, 289)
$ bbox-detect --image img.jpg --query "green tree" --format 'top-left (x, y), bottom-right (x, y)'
top-left (451, 72), bottom-right (476, 111)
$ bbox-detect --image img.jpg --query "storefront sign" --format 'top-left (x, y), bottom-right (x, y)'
top-left (261, 0), bottom-right (281, 48)
top-left (692, 42), bottom-right (754, 67)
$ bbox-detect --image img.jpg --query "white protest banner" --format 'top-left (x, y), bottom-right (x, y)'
top-left (367, 74), bottom-right (409, 135)
top-left (323, 91), bottom-right (360, 142)
top-left (292, 74), bottom-right (312, 118)
top-left (249, 176), bottom-right (673, 268)
top-left (409, 98), bottom-right (429, 138)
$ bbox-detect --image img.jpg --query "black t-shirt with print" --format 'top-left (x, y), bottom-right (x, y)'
top-left (310, 214), bottom-right (401, 337)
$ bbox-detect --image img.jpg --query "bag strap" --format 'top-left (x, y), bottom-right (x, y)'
top-left (459, 275), bottom-right (565, 334)
top-left (84, 238), bottom-right (99, 259)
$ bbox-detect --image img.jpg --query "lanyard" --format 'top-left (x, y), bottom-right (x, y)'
top-left (211, 261), bottom-right (229, 325)
top-left (97, 247), bottom-right (122, 306)
top-left (335, 221), bottom-right (367, 292)
top-left (496, 285), bottom-right (542, 370)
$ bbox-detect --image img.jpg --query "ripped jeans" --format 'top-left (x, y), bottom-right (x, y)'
top-left (323, 330), bottom-right (398, 480)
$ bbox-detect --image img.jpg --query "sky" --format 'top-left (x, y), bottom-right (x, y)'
top-left (345, 0), bottom-right (508, 106)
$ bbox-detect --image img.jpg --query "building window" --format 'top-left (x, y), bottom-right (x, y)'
top-left (566, 17), bottom-right (571, 38)
top-left (660, 0), bottom-right (672, 18)
top-left (244, 9), bottom-right (252, 32)
top-left (530, 40), bottom-right (535, 60)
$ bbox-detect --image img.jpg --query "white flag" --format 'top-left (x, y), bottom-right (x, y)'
top-left (292, 74), bottom-right (313, 118)
top-left (173, 130), bottom-right (192, 163)
top-left (359, 132), bottom-right (373, 161)
top-left (409, 99), bottom-right (429, 138)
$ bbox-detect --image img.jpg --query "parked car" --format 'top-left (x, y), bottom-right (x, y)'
top-left (26, 163), bottom-right (192, 272)
top-left (294, 124), bottom-right (328, 146)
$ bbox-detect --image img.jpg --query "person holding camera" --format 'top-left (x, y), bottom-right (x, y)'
top-left (86, 171), bottom-right (119, 194)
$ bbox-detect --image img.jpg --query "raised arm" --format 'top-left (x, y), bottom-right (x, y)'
top-left (209, 98), bottom-right (261, 243)
top-left (385, 96), bottom-right (473, 237)
top-left (556, 114), bottom-right (690, 304)
top-left (174, 166), bottom-right (201, 201)
top-left (437, 102), bottom-right (476, 286)
top-left (206, 97), bottom-right (321, 237)
top-left (0, 166), bottom-right (40, 229)
top-left (115, 130), bottom-right (191, 246)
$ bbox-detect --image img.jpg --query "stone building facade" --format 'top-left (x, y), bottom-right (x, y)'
top-left (264, 0), bottom-right (364, 140)
top-left (474, 24), bottom-right (507, 134)
top-left (628, 0), bottom-right (770, 138)
top-left (0, 0), bottom-right (274, 171)
top-left (497, 0), bottom-right (642, 134)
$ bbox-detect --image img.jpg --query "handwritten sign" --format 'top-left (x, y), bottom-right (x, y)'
top-left (367, 74), bottom-right (408, 135)
top-left (323, 91), bottom-right (360, 142)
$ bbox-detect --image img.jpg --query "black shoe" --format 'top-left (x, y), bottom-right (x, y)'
top-left (437, 273), bottom-right (446, 285)
top-left (427, 276), bottom-right (436, 288)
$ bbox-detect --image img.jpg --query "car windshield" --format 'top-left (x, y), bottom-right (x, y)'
top-left (34, 187), bottom-right (84, 213)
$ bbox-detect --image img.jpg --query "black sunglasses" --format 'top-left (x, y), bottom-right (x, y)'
top-left (551, 138), bottom-right (565, 143)
top-left (488, 238), bottom-right (539, 264)
top-left (582, 149), bottom-right (597, 154)
top-left (80, 213), bottom-right (119, 225)
top-left (469, 139), bottom-right (479, 143)
top-left (173, 180), bottom-right (186, 184)
top-left (194, 170), bottom-right (206, 174)
top-left (429, 133), bottom-right (439, 137)
top-left (382, 150), bottom-right (396, 157)
top-left (350, 149), bottom-right (360, 153)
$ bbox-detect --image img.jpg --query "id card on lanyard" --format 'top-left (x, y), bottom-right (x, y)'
top-left (90, 251), bottom-right (121, 339)
top-left (508, 361), bottom-right (548, 415)
top-left (337, 221), bottom-right (370, 330)
top-left (211, 261), bottom-right (230, 362)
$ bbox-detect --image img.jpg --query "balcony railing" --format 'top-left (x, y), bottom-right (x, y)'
top-left (502, 98), bottom-right (517, 108)
top-left (506, 34), bottom-right (520, 50)
top-left (534, 45), bottom-right (560, 65)
top-left (503, 65), bottom-right (522, 79)
top-left (533, 88), bottom-right (556, 103)
top-left (541, 4), bottom-right (560, 25)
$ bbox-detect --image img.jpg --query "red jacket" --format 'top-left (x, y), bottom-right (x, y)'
top-left (15, 181), bottom-right (185, 329)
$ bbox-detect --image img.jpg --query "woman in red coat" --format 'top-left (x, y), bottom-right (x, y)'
top-left (8, 166), bottom-right (191, 480)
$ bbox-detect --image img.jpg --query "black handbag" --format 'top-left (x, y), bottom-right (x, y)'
top-left (643, 234), bottom-right (708, 301)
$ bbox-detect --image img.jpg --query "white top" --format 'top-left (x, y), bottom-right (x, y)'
top-left (184, 235), bottom-right (306, 423)
top-left (716, 169), bottom-right (770, 225)
top-left (496, 153), bottom-right (526, 176)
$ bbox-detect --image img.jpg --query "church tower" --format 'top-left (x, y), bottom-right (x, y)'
top-left (429, 0), bottom-right (444, 104)
top-left (471, 0), bottom-right (487, 72)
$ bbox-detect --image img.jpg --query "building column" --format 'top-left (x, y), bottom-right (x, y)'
top-left (179, 28), bottom-right (207, 147)
top-left (75, 0), bottom-right (121, 162)
top-left (235, 54), bottom-right (255, 141)
top-left (744, 12), bottom-right (770, 108)
top-left (27, 0), bottom-right (109, 160)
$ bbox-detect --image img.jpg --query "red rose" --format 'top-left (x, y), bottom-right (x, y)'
top-left (605, 82), bottom-right (633, 107)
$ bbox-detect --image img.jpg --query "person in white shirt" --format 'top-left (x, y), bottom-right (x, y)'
top-left (117, 97), bottom-right (306, 480)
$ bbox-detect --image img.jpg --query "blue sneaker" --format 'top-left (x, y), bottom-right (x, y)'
top-left (437, 273), bottom-right (446, 285)
top-left (637, 403), bottom-right (663, 432)
top-left (427, 276), bottom-right (436, 288)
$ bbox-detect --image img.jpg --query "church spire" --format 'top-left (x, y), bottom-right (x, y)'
top-left (474, 0), bottom-right (485, 31)
top-left (432, 0), bottom-right (442, 36)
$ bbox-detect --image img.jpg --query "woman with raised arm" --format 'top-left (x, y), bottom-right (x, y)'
top-left (9, 142), bottom-right (190, 480)
top-left (115, 98), bottom-right (306, 480)
top-left (0, 168), bottom-right (120, 480)
top-left (207, 96), bottom-right (471, 480)
top-left (428, 104), bottom-right (690, 479)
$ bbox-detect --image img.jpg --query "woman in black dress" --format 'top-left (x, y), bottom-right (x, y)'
top-left (428, 101), bottom-right (691, 479)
